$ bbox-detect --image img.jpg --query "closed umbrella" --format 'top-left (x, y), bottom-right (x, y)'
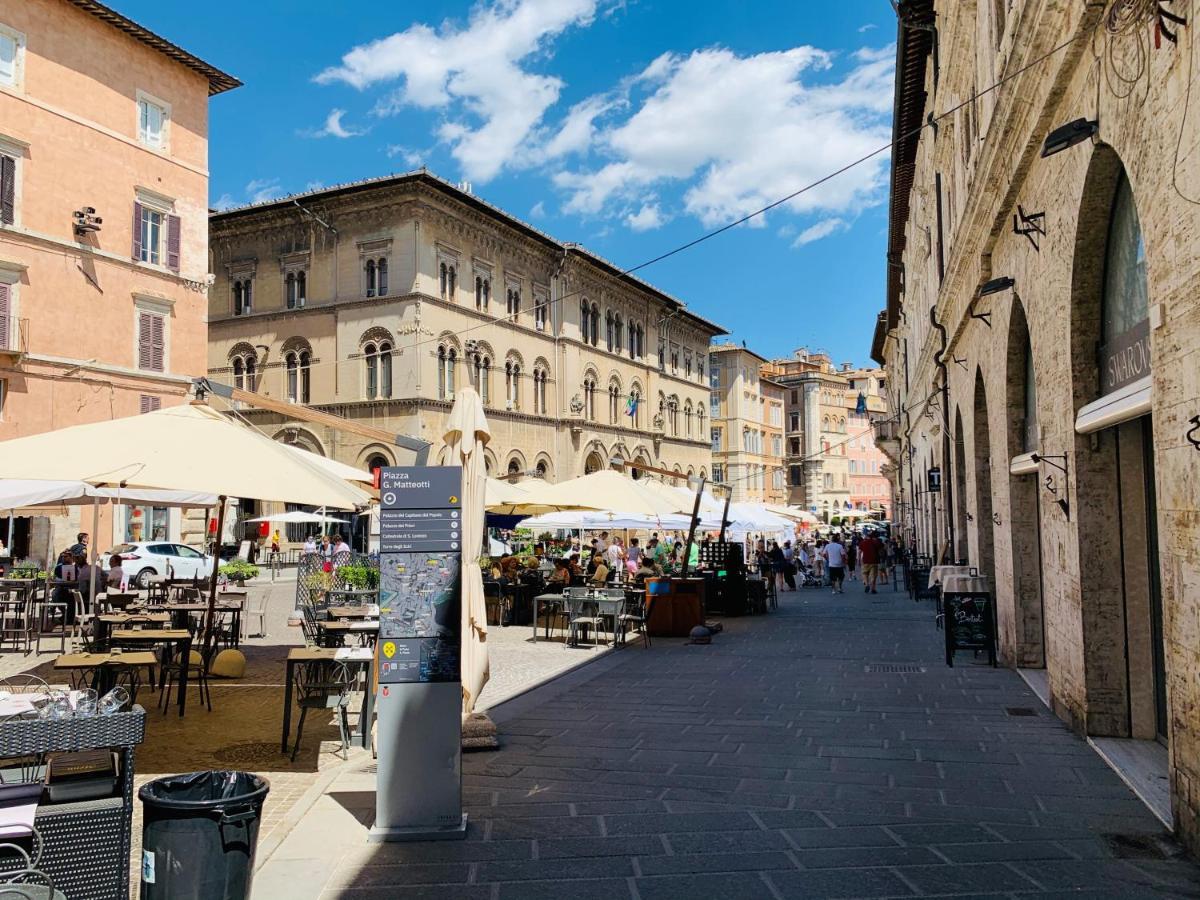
top-left (440, 388), bottom-right (490, 716)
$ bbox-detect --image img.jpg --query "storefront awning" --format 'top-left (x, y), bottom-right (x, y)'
top-left (1075, 376), bottom-right (1151, 434)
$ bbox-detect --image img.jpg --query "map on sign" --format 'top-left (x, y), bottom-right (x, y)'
top-left (379, 552), bottom-right (461, 639)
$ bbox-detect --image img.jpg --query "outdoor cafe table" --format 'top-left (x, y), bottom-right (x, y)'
top-left (54, 650), bottom-right (158, 695)
top-left (281, 647), bottom-right (375, 753)
top-left (532, 588), bottom-right (644, 642)
top-left (318, 619), bottom-right (379, 647)
top-left (327, 606), bottom-right (377, 620)
top-left (156, 602), bottom-right (244, 646)
top-left (95, 612), bottom-right (172, 642)
top-left (929, 565), bottom-right (973, 586)
top-left (109, 628), bottom-right (192, 716)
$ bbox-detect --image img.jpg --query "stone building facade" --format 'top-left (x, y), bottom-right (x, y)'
top-left (206, 171), bottom-right (723, 530)
top-left (874, 0), bottom-right (1200, 848)
top-left (843, 366), bottom-right (893, 518)
top-left (0, 0), bottom-right (237, 558)
top-left (708, 343), bottom-right (785, 503)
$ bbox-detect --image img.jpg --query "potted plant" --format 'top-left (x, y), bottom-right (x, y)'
top-left (338, 560), bottom-right (380, 591)
top-left (219, 559), bottom-right (260, 586)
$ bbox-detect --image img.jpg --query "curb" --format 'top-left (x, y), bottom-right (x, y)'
top-left (254, 751), bottom-right (361, 868)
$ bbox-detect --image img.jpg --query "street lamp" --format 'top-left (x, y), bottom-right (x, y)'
top-left (1041, 119), bottom-right (1098, 158)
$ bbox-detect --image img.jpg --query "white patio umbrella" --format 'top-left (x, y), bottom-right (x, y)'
top-left (284, 444), bottom-right (375, 484)
top-left (440, 388), bottom-right (490, 716)
top-left (243, 510), bottom-right (350, 524)
top-left (519, 470), bottom-right (681, 518)
top-left (518, 510), bottom-right (713, 531)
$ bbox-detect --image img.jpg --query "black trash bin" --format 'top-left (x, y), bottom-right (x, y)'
top-left (139, 771), bottom-right (270, 900)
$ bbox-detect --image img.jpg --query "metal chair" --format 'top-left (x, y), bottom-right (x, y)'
top-left (565, 595), bottom-right (603, 649)
top-left (618, 593), bottom-right (651, 648)
top-left (242, 592), bottom-right (267, 640)
top-left (0, 589), bottom-right (30, 654)
top-left (290, 661), bottom-right (353, 762)
top-left (158, 647), bottom-right (211, 714)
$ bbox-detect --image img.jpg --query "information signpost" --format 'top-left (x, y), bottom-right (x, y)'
top-left (370, 466), bottom-right (467, 842)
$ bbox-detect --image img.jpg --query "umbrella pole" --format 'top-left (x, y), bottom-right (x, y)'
top-left (88, 497), bottom-right (99, 613)
top-left (718, 493), bottom-right (732, 543)
top-left (202, 495), bottom-right (228, 660)
top-left (679, 477), bottom-right (705, 579)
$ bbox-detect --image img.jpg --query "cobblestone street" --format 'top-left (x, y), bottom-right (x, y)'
top-left (258, 583), bottom-right (1200, 899)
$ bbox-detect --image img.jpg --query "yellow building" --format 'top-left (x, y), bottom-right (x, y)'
top-left (0, 0), bottom-right (238, 557)
top-left (206, 171), bottom-right (724, 532)
top-left (707, 343), bottom-right (784, 504)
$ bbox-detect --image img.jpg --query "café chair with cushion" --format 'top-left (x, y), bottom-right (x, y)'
top-left (290, 661), bottom-right (353, 762)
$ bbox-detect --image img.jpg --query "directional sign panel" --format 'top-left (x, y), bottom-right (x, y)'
top-left (380, 467), bottom-right (462, 510)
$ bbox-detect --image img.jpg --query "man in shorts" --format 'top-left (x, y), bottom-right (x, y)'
top-left (859, 530), bottom-right (883, 594)
top-left (824, 535), bottom-right (847, 594)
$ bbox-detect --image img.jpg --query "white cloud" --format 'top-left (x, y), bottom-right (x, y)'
top-left (245, 178), bottom-right (283, 204)
top-left (625, 202), bottom-right (664, 231)
top-left (212, 193), bottom-right (235, 211)
top-left (858, 23), bottom-right (878, 33)
top-left (316, 0), bottom-right (599, 182)
top-left (306, 180), bottom-right (325, 192)
top-left (792, 217), bottom-right (848, 247)
top-left (308, 108), bottom-right (366, 139)
top-left (386, 145), bottom-right (426, 168)
top-left (530, 200), bottom-right (546, 218)
top-left (554, 45), bottom-right (894, 228)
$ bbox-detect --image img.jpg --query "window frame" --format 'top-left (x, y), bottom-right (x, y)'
top-left (136, 89), bottom-right (171, 152)
top-left (133, 296), bottom-right (171, 373)
top-left (0, 24), bottom-right (26, 92)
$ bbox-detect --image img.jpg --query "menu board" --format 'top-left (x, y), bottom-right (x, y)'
top-left (943, 595), bottom-right (997, 667)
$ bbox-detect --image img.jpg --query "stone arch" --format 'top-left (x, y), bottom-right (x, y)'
top-left (505, 450), bottom-right (528, 479)
top-left (482, 447), bottom-right (499, 475)
top-left (532, 452), bottom-right (553, 482)
top-left (505, 349), bottom-right (525, 369)
top-left (472, 340), bottom-right (497, 361)
top-left (357, 444), bottom-right (396, 471)
top-left (1068, 143), bottom-right (1163, 740)
top-left (358, 326), bottom-right (394, 350)
top-left (227, 341), bottom-right (257, 362)
top-left (436, 330), bottom-right (462, 352)
top-left (532, 355), bottom-right (551, 373)
top-left (281, 336), bottom-right (313, 356)
top-left (1004, 294), bottom-right (1045, 668)
top-left (272, 426), bottom-right (325, 456)
top-left (971, 369), bottom-right (996, 580)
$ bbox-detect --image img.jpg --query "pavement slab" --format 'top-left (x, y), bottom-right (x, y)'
top-left (253, 583), bottom-right (1200, 899)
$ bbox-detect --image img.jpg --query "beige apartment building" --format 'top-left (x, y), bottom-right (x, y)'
top-left (206, 171), bottom-right (723, 528)
top-left (762, 350), bottom-right (856, 521)
top-left (875, 0), bottom-right (1200, 848)
top-left (0, 0), bottom-right (238, 558)
top-left (843, 366), bottom-right (892, 518)
top-left (707, 343), bottom-right (784, 503)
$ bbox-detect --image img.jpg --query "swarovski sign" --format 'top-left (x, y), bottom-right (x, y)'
top-left (1100, 318), bottom-right (1151, 395)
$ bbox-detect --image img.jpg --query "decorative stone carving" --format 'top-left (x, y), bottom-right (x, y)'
top-left (570, 393), bottom-right (585, 415)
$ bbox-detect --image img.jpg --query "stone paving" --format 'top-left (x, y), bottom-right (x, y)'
top-left (257, 582), bottom-right (1200, 899)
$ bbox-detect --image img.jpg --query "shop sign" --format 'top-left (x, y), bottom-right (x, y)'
top-left (1099, 318), bottom-right (1151, 395)
top-left (927, 467), bottom-right (942, 493)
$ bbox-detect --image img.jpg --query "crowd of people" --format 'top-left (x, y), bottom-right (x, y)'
top-left (488, 530), bottom-right (699, 591)
top-left (753, 530), bottom-right (901, 596)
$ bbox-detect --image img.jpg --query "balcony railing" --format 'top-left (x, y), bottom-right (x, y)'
top-left (0, 318), bottom-right (29, 363)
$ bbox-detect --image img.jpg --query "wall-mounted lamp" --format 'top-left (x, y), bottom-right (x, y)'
top-left (970, 276), bottom-right (1015, 329)
top-left (1012, 206), bottom-right (1046, 251)
top-left (1041, 119), bottom-right (1098, 158)
top-left (1031, 452), bottom-right (1071, 519)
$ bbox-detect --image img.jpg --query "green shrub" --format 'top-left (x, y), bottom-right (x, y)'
top-left (338, 561), bottom-right (380, 590)
top-left (220, 559), bottom-right (260, 582)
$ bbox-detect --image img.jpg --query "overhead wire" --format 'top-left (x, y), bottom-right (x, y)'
top-left (228, 24), bottom-right (1098, 386)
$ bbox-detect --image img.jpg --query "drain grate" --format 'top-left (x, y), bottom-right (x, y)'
top-left (1005, 707), bottom-right (1038, 717)
top-left (864, 663), bottom-right (925, 674)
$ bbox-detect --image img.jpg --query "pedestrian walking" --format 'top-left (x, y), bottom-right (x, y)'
top-left (823, 535), bottom-right (847, 594)
top-left (782, 541), bottom-right (797, 591)
top-left (769, 541), bottom-right (788, 594)
top-left (847, 534), bottom-right (859, 581)
top-left (859, 530), bottom-right (883, 594)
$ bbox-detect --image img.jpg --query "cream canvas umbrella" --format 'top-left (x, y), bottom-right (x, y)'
top-left (519, 470), bottom-right (681, 517)
top-left (284, 444), bottom-right (375, 484)
top-left (440, 388), bottom-right (490, 717)
top-left (0, 402), bottom-right (369, 509)
top-left (484, 477), bottom-right (571, 516)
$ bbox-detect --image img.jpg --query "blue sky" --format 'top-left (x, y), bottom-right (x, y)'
top-left (122, 0), bottom-right (895, 366)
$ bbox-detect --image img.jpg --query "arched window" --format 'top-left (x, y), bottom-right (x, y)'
top-left (285, 352), bottom-right (298, 402)
top-left (590, 304), bottom-right (600, 347)
top-left (684, 402), bottom-right (694, 438)
top-left (608, 383), bottom-right (619, 424)
top-left (475, 276), bottom-right (490, 310)
top-left (364, 342), bottom-right (378, 399)
top-left (233, 280), bottom-right (253, 316)
top-left (366, 455), bottom-right (389, 484)
top-left (508, 459), bottom-right (521, 478)
top-left (535, 460), bottom-right (548, 479)
top-left (437, 345), bottom-right (457, 400)
top-left (471, 352), bottom-right (491, 406)
top-left (297, 271), bottom-right (307, 307)
top-left (537, 368), bottom-right (548, 414)
top-left (232, 357), bottom-right (245, 390)
top-left (614, 315), bottom-right (623, 352)
top-left (584, 378), bottom-right (596, 421)
top-left (437, 346), bottom-right (446, 399)
top-left (606, 311), bottom-right (614, 351)
top-left (299, 350), bottom-right (311, 403)
top-left (580, 299), bottom-right (590, 343)
top-left (285, 273), bottom-right (297, 310)
top-left (507, 287), bottom-right (520, 319)
top-left (378, 258), bottom-right (389, 296)
top-left (439, 262), bottom-right (448, 299)
top-left (1023, 335), bottom-right (1038, 452)
top-left (505, 361), bottom-right (520, 410)
top-left (379, 342), bottom-right (392, 398)
top-left (535, 294), bottom-right (548, 331)
top-left (1101, 171), bottom-right (1148, 381)
top-left (629, 387), bottom-right (641, 428)
top-left (366, 260), bottom-right (377, 297)
top-left (244, 356), bottom-right (256, 391)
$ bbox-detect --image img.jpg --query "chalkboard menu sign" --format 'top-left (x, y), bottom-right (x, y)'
top-left (943, 594), bottom-right (997, 667)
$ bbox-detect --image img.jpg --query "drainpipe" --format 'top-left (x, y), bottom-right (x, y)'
top-left (930, 306), bottom-right (953, 564)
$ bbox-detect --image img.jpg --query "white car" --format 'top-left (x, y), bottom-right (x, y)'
top-left (107, 542), bottom-right (215, 588)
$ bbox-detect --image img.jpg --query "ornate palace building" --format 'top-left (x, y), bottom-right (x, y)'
top-left (875, 0), bottom-right (1200, 849)
top-left (206, 171), bottom-right (723, 497)
top-left (708, 343), bottom-right (785, 503)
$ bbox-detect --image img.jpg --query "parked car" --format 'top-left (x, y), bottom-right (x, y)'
top-left (106, 542), bottom-right (215, 588)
